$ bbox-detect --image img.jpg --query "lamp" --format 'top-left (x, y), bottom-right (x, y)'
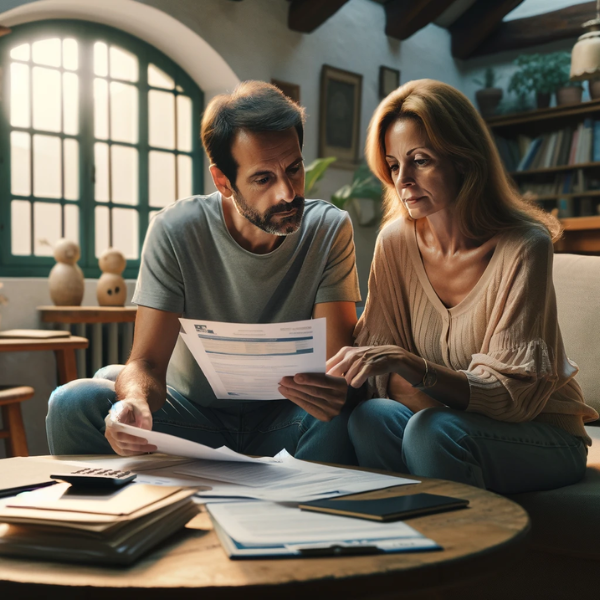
top-left (570, 0), bottom-right (600, 81)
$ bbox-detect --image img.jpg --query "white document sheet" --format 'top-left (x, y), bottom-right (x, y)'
top-left (111, 422), bottom-right (278, 464)
top-left (179, 317), bottom-right (326, 400)
top-left (173, 450), bottom-right (417, 502)
top-left (207, 501), bottom-right (435, 547)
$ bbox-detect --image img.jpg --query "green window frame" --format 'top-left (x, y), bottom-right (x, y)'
top-left (0, 20), bottom-right (204, 279)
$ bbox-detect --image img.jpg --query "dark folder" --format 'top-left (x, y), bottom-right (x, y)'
top-left (299, 493), bottom-right (469, 522)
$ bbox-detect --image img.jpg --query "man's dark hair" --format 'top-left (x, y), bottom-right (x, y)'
top-left (201, 81), bottom-right (306, 185)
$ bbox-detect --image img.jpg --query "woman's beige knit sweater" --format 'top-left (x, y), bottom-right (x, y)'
top-left (354, 217), bottom-right (599, 445)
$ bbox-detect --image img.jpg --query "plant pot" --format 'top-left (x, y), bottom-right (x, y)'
top-left (536, 92), bottom-right (551, 109)
top-left (556, 86), bottom-right (583, 106)
top-left (589, 79), bottom-right (600, 100)
top-left (475, 87), bottom-right (503, 118)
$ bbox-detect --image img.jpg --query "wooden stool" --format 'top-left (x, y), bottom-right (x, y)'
top-left (0, 386), bottom-right (33, 457)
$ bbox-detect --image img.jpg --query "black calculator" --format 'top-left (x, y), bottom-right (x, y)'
top-left (50, 468), bottom-right (137, 489)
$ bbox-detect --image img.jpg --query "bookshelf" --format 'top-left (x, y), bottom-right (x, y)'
top-left (487, 100), bottom-right (600, 255)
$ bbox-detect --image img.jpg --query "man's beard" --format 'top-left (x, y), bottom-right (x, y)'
top-left (231, 190), bottom-right (305, 236)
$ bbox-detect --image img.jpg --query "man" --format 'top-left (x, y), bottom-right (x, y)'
top-left (46, 81), bottom-right (361, 464)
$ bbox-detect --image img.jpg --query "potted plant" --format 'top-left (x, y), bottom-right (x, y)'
top-left (508, 52), bottom-right (581, 109)
top-left (554, 51), bottom-right (584, 106)
top-left (473, 67), bottom-right (503, 118)
top-left (331, 163), bottom-right (383, 226)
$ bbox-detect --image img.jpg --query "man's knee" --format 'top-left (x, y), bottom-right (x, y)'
top-left (93, 364), bottom-right (125, 382)
top-left (48, 378), bottom-right (116, 425)
top-left (348, 398), bottom-right (412, 443)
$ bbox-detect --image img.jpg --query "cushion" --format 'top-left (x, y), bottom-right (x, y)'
top-left (508, 424), bottom-right (600, 559)
top-left (553, 253), bottom-right (600, 416)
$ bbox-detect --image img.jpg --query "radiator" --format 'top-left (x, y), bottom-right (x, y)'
top-left (61, 322), bottom-right (134, 378)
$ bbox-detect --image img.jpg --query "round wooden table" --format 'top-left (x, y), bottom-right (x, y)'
top-left (0, 470), bottom-right (529, 600)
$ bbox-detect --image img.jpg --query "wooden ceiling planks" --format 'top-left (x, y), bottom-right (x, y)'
top-left (449, 0), bottom-right (524, 59)
top-left (288, 0), bottom-right (351, 33)
top-left (468, 1), bottom-right (597, 58)
top-left (384, 0), bottom-right (456, 40)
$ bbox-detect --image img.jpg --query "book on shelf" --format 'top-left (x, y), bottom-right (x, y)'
top-left (499, 120), bottom-right (600, 173)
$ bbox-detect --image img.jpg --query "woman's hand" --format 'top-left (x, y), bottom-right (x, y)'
top-left (327, 345), bottom-right (423, 388)
top-left (278, 373), bottom-right (349, 422)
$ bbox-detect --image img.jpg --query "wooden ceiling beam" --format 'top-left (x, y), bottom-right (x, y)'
top-left (450, 0), bottom-right (524, 60)
top-left (384, 0), bottom-right (456, 41)
top-left (288, 0), bottom-right (351, 33)
top-left (469, 2), bottom-right (597, 58)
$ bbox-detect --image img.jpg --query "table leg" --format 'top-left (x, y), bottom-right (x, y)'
top-left (55, 348), bottom-right (78, 385)
top-left (2, 404), bottom-right (29, 457)
top-left (92, 323), bottom-right (103, 373)
top-left (76, 323), bottom-right (87, 378)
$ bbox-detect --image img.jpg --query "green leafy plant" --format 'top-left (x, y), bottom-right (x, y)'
top-left (304, 157), bottom-right (337, 196)
top-left (473, 67), bottom-right (500, 89)
top-left (496, 92), bottom-right (533, 115)
top-left (331, 163), bottom-right (382, 209)
top-left (508, 52), bottom-right (582, 96)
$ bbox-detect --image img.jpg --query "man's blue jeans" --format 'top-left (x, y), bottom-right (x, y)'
top-left (46, 365), bottom-right (358, 465)
top-left (348, 399), bottom-right (588, 494)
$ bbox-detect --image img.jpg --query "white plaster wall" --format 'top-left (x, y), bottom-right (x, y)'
top-left (0, 0), bottom-right (468, 457)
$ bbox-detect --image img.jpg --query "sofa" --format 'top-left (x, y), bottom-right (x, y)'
top-left (450, 252), bottom-right (600, 599)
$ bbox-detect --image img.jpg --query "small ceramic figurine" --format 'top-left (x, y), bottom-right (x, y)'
top-left (97, 248), bottom-right (127, 306)
top-left (48, 239), bottom-right (84, 306)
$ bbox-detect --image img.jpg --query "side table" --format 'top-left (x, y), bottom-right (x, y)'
top-left (0, 337), bottom-right (89, 385)
top-left (38, 307), bottom-right (137, 377)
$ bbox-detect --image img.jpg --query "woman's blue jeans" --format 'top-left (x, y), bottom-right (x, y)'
top-left (348, 399), bottom-right (588, 494)
top-left (46, 365), bottom-right (358, 466)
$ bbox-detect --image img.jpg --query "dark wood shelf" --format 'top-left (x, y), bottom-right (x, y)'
top-left (487, 99), bottom-right (600, 129)
top-left (510, 162), bottom-right (600, 177)
top-left (560, 215), bottom-right (600, 231)
top-left (528, 190), bottom-right (600, 201)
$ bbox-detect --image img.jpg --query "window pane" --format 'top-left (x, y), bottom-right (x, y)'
top-left (111, 145), bottom-right (138, 205)
top-left (149, 90), bottom-right (174, 149)
top-left (33, 67), bottom-right (61, 132)
top-left (64, 138), bottom-right (79, 200)
top-left (11, 132), bottom-right (31, 197)
top-left (33, 202), bottom-right (62, 256)
top-left (149, 210), bottom-right (160, 222)
top-left (11, 200), bottom-right (31, 255)
top-left (95, 205), bottom-right (110, 257)
top-left (148, 64), bottom-right (174, 89)
top-left (32, 38), bottom-right (61, 68)
top-left (177, 95), bottom-right (192, 152)
top-left (63, 72), bottom-right (79, 135)
top-left (94, 142), bottom-right (109, 202)
top-left (112, 207), bottom-right (138, 259)
top-left (63, 38), bottom-right (78, 71)
top-left (10, 43), bottom-right (30, 62)
top-left (94, 78), bottom-right (108, 140)
top-left (94, 42), bottom-right (108, 77)
top-left (110, 46), bottom-right (138, 82)
top-left (10, 63), bottom-right (30, 128)
top-left (64, 203), bottom-right (79, 244)
top-left (33, 135), bottom-right (61, 198)
top-left (110, 82), bottom-right (138, 143)
top-left (149, 151), bottom-right (175, 207)
top-left (178, 154), bottom-right (193, 199)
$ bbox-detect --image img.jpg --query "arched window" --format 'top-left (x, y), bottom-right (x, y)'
top-left (0, 20), bottom-right (203, 278)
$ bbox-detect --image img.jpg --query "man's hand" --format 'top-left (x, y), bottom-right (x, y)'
top-left (104, 400), bottom-right (157, 456)
top-left (278, 373), bottom-right (348, 422)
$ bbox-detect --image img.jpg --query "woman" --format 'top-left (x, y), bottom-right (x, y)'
top-left (328, 79), bottom-right (598, 494)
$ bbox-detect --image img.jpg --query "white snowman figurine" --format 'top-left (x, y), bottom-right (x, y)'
top-left (48, 239), bottom-right (84, 306)
top-left (97, 248), bottom-right (127, 307)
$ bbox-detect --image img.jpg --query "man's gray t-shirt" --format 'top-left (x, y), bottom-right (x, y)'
top-left (132, 192), bottom-right (361, 408)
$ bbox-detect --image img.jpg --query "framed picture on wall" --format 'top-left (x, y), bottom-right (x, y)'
top-left (319, 64), bottom-right (362, 168)
top-left (271, 79), bottom-right (301, 104)
top-left (379, 66), bottom-right (400, 99)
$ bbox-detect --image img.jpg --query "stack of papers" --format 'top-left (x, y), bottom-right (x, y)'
top-left (0, 482), bottom-right (199, 565)
top-left (109, 423), bottom-right (418, 503)
top-left (207, 501), bottom-right (440, 558)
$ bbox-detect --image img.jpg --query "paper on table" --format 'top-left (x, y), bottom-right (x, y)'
top-left (179, 318), bottom-right (326, 400)
top-left (111, 422), bottom-right (279, 464)
top-left (207, 501), bottom-right (434, 547)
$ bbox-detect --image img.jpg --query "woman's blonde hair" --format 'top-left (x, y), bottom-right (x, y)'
top-left (365, 79), bottom-right (561, 241)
